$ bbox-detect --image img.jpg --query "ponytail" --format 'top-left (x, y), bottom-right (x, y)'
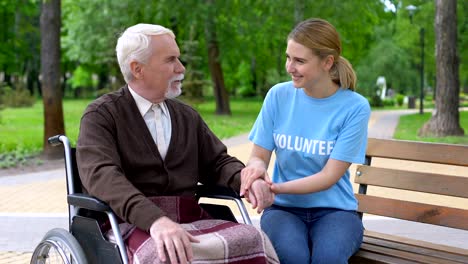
top-left (330, 56), bottom-right (356, 91)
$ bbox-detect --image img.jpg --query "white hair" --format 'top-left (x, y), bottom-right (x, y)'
top-left (116, 24), bottom-right (175, 83)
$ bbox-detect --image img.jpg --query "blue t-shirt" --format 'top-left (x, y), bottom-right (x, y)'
top-left (249, 81), bottom-right (371, 210)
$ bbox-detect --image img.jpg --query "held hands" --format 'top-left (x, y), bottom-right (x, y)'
top-left (150, 216), bottom-right (200, 264)
top-left (240, 164), bottom-right (271, 196)
top-left (241, 165), bottom-right (274, 213)
top-left (247, 179), bottom-right (275, 213)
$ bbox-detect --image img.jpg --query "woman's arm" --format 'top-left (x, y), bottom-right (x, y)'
top-left (271, 158), bottom-right (350, 194)
top-left (240, 144), bottom-right (273, 196)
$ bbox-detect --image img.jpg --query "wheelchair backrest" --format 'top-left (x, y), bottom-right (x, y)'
top-left (69, 148), bottom-right (83, 195)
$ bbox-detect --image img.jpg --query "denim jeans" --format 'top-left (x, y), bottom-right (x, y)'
top-left (260, 205), bottom-right (363, 264)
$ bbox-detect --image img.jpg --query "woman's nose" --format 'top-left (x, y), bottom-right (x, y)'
top-left (286, 61), bottom-right (294, 73)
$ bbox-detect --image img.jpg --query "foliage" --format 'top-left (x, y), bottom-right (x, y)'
top-left (1, 0), bottom-right (466, 100)
top-left (0, 84), bottom-right (35, 107)
top-left (68, 65), bottom-right (95, 90)
top-left (59, 0), bottom-right (392, 98)
top-left (370, 95), bottom-right (383, 107)
top-left (66, 65), bottom-right (97, 98)
top-left (382, 98), bottom-right (396, 107)
top-left (395, 94), bottom-right (405, 106)
top-left (355, 39), bottom-right (417, 97)
top-left (0, 0), bottom-right (40, 79)
top-left (0, 144), bottom-right (40, 169)
top-left (459, 0), bottom-right (468, 91)
top-left (180, 26), bottom-right (206, 100)
top-left (2, 0), bottom-right (468, 157)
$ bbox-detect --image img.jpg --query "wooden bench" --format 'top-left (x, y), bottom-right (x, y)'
top-left (349, 138), bottom-right (468, 264)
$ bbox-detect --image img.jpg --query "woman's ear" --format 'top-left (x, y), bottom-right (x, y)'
top-left (130, 61), bottom-right (143, 79)
top-left (323, 55), bottom-right (335, 71)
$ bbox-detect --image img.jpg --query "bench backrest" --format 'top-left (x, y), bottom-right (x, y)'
top-left (355, 138), bottom-right (468, 230)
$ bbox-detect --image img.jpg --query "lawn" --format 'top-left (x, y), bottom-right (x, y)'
top-left (0, 98), bottom-right (263, 154)
top-left (1, 97), bottom-right (466, 168)
top-left (393, 111), bottom-right (468, 144)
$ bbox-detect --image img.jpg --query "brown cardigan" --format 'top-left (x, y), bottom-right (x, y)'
top-left (76, 86), bottom-right (244, 231)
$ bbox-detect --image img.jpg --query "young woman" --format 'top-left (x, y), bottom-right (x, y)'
top-left (241, 18), bottom-right (370, 264)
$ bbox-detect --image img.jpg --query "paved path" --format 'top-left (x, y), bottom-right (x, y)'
top-left (1, 109), bottom-right (467, 263)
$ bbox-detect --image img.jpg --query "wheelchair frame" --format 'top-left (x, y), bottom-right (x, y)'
top-left (30, 135), bottom-right (252, 264)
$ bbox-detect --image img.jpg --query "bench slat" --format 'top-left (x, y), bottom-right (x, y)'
top-left (358, 243), bottom-right (463, 264)
top-left (355, 194), bottom-right (468, 230)
top-left (350, 250), bottom-right (417, 264)
top-left (364, 230), bottom-right (468, 256)
top-left (363, 237), bottom-right (468, 263)
top-left (367, 138), bottom-right (468, 166)
top-left (355, 165), bottom-right (468, 198)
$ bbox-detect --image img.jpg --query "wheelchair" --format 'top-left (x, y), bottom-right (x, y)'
top-left (30, 135), bottom-right (252, 264)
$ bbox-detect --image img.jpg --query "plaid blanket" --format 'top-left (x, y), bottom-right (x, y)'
top-left (106, 196), bottom-right (279, 264)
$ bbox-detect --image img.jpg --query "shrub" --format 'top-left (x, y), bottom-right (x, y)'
top-left (382, 98), bottom-right (395, 106)
top-left (0, 84), bottom-right (35, 108)
top-left (395, 94), bottom-right (405, 106)
top-left (370, 95), bottom-right (383, 107)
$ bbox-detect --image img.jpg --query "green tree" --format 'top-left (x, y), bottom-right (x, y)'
top-left (0, 0), bottom-right (41, 94)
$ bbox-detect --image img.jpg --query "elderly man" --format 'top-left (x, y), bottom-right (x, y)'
top-left (76, 23), bottom-right (277, 264)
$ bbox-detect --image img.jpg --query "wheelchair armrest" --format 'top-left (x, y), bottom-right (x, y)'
top-left (67, 193), bottom-right (113, 212)
top-left (196, 184), bottom-right (252, 225)
top-left (196, 184), bottom-right (241, 200)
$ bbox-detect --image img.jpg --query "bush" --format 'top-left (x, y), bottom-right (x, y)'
top-left (0, 84), bottom-right (36, 108)
top-left (0, 144), bottom-right (40, 169)
top-left (370, 95), bottom-right (383, 107)
top-left (382, 98), bottom-right (395, 107)
top-left (395, 94), bottom-right (405, 106)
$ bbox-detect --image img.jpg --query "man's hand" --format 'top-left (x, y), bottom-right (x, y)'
top-left (240, 165), bottom-right (271, 196)
top-left (247, 179), bottom-right (275, 213)
top-left (149, 216), bottom-right (200, 264)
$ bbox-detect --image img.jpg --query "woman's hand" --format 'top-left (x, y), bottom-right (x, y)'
top-left (240, 164), bottom-right (271, 196)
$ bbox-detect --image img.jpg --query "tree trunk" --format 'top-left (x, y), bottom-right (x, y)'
top-left (40, 0), bottom-right (65, 159)
top-left (205, 0), bottom-right (231, 115)
top-left (419, 0), bottom-right (463, 137)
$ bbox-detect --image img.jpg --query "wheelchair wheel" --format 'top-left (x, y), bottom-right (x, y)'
top-left (30, 228), bottom-right (88, 264)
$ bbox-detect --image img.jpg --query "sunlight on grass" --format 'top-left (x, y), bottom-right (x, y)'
top-left (394, 111), bottom-right (468, 144)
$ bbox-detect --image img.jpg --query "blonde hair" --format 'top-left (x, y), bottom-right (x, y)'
top-left (288, 18), bottom-right (357, 90)
top-left (116, 24), bottom-right (175, 83)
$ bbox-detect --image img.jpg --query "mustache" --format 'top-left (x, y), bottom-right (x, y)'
top-left (170, 74), bottom-right (184, 82)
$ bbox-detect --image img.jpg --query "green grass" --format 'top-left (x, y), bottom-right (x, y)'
top-left (1, 96), bottom-right (466, 168)
top-left (0, 98), bottom-right (263, 154)
top-left (189, 97), bottom-right (262, 139)
top-left (394, 111), bottom-right (468, 144)
top-left (0, 99), bottom-right (91, 153)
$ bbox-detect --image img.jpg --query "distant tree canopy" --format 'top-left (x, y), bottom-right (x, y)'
top-left (1, 0), bottom-right (467, 100)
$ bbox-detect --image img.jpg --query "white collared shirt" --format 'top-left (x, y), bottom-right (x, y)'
top-left (128, 86), bottom-right (172, 151)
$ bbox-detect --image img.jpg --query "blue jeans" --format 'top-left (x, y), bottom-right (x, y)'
top-left (260, 205), bottom-right (363, 264)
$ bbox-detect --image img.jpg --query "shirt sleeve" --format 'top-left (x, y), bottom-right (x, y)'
top-left (77, 108), bottom-right (166, 232)
top-left (330, 100), bottom-right (371, 164)
top-left (248, 88), bottom-right (277, 151)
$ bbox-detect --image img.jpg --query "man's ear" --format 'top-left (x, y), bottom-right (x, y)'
top-left (130, 61), bottom-right (143, 79)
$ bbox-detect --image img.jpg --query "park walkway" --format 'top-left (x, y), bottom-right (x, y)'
top-left (1, 109), bottom-right (467, 263)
